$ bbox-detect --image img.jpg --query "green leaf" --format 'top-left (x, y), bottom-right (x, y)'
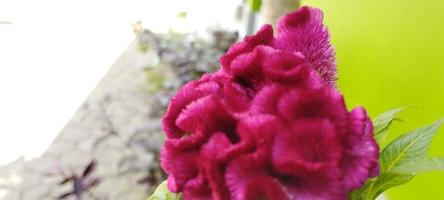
top-left (352, 118), bottom-right (444, 200)
top-left (391, 157), bottom-right (444, 173)
top-left (350, 173), bottom-right (415, 200)
top-left (368, 173), bottom-right (415, 199)
top-left (349, 180), bottom-right (375, 200)
top-left (373, 106), bottom-right (409, 145)
top-left (248, 0), bottom-right (262, 12)
top-left (350, 173), bottom-right (414, 200)
top-left (147, 181), bottom-right (182, 200)
top-left (380, 118), bottom-right (444, 172)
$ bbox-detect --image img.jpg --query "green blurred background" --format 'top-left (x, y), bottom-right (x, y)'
top-left (304, 0), bottom-right (444, 199)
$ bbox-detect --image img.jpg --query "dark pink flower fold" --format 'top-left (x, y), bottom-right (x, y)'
top-left (220, 6), bottom-right (336, 86)
top-left (274, 6), bottom-right (337, 86)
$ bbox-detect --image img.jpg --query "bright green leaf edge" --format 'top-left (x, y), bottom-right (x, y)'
top-left (391, 157), bottom-right (444, 173)
top-left (373, 106), bottom-right (410, 145)
top-left (147, 181), bottom-right (182, 200)
top-left (380, 118), bottom-right (444, 172)
top-left (352, 117), bottom-right (444, 200)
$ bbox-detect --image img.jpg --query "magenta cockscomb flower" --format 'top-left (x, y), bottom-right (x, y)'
top-left (161, 6), bottom-right (379, 200)
top-left (220, 6), bottom-right (337, 87)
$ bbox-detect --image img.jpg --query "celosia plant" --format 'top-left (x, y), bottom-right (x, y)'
top-left (148, 6), bottom-right (444, 200)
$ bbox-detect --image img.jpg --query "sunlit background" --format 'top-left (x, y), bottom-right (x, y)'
top-left (0, 0), bottom-right (239, 163)
top-left (0, 0), bottom-right (443, 199)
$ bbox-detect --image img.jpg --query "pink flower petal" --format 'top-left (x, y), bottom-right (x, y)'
top-left (161, 143), bottom-right (199, 192)
top-left (225, 155), bottom-right (287, 200)
top-left (272, 119), bottom-right (342, 179)
top-left (274, 6), bottom-right (337, 86)
top-left (220, 25), bottom-right (274, 73)
top-left (277, 87), bottom-right (347, 121)
top-left (222, 82), bottom-right (253, 117)
top-left (340, 107), bottom-right (379, 190)
top-left (176, 95), bottom-right (235, 134)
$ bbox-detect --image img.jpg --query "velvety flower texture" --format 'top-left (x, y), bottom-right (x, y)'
top-left (161, 6), bottom-right (379, 200)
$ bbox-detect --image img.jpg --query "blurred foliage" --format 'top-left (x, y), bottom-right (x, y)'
top-left (54, 160), bottom-right (102, 200)
top-left (248, 0), bottom-right (262, 12)
top-left (137, 29), bottom-right (238, 118)
top-left (177, 12), bottom-right (188, 19)
top-left (304, 0), bottom-right (444, 199)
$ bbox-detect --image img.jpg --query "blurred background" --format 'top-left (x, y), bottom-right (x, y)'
top-left (309, 0), bottom-right (444, 199)
top-left (0, 0), bottom-right (443, 199)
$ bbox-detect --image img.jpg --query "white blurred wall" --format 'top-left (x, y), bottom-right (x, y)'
top-left (0, 0), bottom-right (239, 165)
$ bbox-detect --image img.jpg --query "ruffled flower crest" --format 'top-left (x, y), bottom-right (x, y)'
top-left (161, 6), bottom-right (379, 200)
